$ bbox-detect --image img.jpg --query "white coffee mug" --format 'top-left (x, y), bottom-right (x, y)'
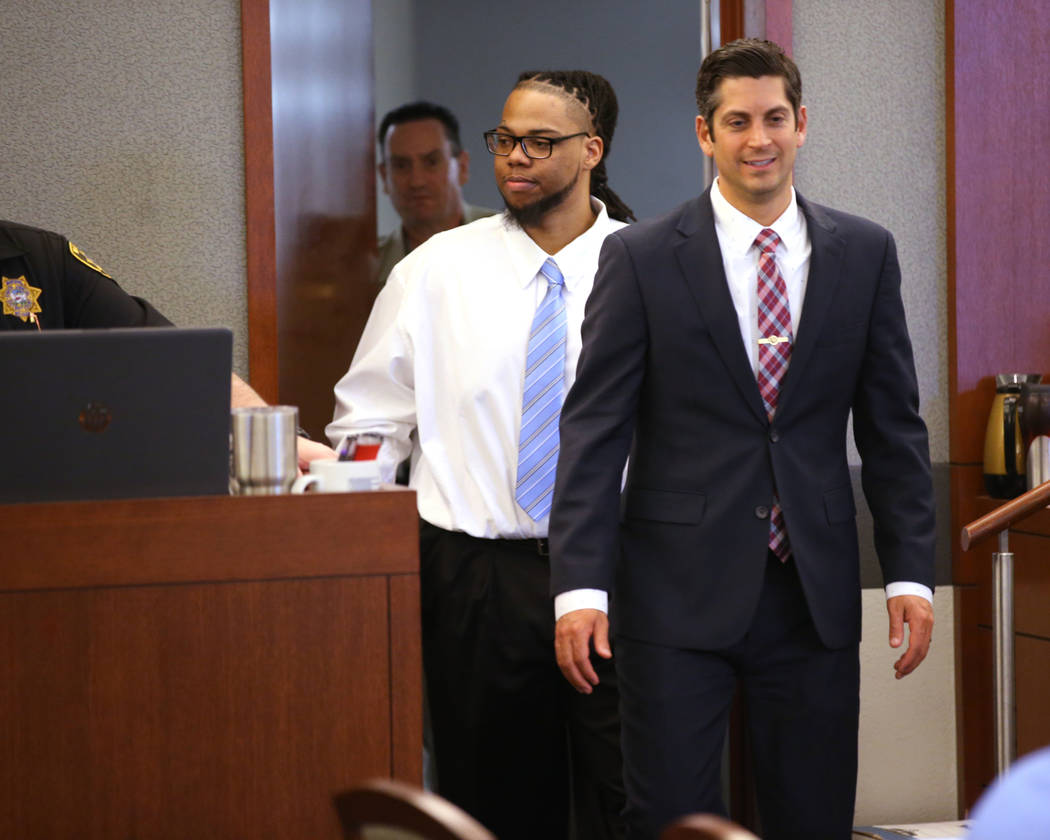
top-left (1026, 435), bottom-right (1050, 490)
top-left (291, 459), bottom-right (381, 494)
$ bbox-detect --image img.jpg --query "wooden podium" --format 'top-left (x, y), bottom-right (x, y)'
top-left (0, 488), bottom-right (421, 839)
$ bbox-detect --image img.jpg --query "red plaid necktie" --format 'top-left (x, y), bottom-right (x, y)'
top-left (755, 228), bottom-right (792, 562)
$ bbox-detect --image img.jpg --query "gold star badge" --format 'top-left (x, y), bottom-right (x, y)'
top-left (69, 241), bottom-right (113, 278)
top-left (1, 275), bottom-right (43, 322)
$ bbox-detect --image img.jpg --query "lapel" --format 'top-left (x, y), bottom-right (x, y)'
top-left (774, 193), bottom-right (846, 417)
top-left (673, 189), bottom-right (767, 425)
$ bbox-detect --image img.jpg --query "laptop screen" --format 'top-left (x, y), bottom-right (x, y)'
top-left (0, 327), bottom-right (232, 503)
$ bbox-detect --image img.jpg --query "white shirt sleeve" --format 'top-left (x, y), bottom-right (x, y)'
top-left (885, 581), bottom-right (933, 604)
top-left (554, 589), bottom-right (608, 620)
top-left (326, 266), bottom-right (417, 468)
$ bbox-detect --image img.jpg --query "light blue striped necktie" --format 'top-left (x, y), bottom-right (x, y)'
top-left (515, 258), bottom-right (567, 521)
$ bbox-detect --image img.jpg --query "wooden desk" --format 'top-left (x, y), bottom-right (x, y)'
top-left (0, 489), bottom-right (420, 839)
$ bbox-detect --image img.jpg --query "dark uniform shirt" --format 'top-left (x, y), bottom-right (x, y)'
top-left (0, 219), bottom-right (171, 331)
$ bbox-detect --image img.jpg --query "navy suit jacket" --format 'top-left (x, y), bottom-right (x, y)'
top-left (549, 189), bottom-right (936, 651)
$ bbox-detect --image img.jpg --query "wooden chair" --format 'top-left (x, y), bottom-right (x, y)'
top-left (661, 813), bottom-right (761, 840)
top-left (334, 778), bottom-right (496, 840)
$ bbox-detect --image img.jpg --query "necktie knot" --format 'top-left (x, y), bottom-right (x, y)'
top-left (540, 257), bottom-right (565, 289)
top-left (755, 227), bottom-right (781, 256)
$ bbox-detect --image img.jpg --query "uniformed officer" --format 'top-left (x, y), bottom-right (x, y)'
top-left (0, 219), bottom-right (169, 330)
top-left (0, 218), bottom-right (334, 465)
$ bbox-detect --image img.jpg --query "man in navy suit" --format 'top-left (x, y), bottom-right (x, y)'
top-left (549, 39), bottom-right (936, 840)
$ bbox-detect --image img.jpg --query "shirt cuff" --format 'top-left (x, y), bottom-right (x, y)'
top-left (554, 589), bottom-right (608, 621)
top-left (885, 581), bottom-right (933, 604)
top-left (332, 435), bottom-right (401, 484)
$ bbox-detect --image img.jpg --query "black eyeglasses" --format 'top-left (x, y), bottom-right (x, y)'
top-left (483, 130), bottom-right (589, 160)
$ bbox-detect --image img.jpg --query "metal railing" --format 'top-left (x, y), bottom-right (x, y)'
top-left (960, 479), bottom-right (1050, 775)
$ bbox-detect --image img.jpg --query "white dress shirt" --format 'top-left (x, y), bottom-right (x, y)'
top-left (554, 180), bottom-right (930, 620)
top-left (708, 175), bottom-right (810, 375)
top-left (327, 200), bottom-right (626, 540)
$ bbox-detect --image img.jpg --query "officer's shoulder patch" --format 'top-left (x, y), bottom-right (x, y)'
top-left (69, 241), bottom-right (113, 279)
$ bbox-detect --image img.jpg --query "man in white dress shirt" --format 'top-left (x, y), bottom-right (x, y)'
top-left (328, 70), bottom-right (634, 840)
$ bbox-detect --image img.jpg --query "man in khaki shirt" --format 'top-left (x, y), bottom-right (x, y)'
top-left (375, 101), bottom-right (495, 285)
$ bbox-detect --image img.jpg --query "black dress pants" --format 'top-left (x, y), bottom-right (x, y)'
top-left (616, 553), bottom-right (860, 840)
top-left (420, 521), bottom-right (625, 840)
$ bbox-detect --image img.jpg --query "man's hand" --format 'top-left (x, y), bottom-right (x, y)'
top-left (887, 594), bottom-right (934, 679)
top-left (555, 608), bottom-right (612, 694)
top-left (228, 374), bottom-right (337, 472)
top-left (296, 437), bottom-right (336, 472)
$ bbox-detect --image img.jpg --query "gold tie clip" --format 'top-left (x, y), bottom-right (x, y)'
top-left (758, 335), bottom-right (789, 346)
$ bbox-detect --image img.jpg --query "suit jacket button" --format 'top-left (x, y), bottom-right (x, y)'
top-left (769, 429), bottom-right (780, 443)
top-left (755, 506), bottom-right (769, 519)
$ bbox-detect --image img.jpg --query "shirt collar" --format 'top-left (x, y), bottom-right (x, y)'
top-left (709, 177), bottom-right (804, 258)
top-left (504, 198), bottom-right (613, 289)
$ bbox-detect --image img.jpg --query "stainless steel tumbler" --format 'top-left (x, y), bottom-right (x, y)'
top-left (230, 406), bottom-right (299, 495)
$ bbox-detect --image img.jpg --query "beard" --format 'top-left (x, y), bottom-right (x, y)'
top-left (501, 169), bottom-right (580, 229)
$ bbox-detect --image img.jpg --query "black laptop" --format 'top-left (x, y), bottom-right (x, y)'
top-left (0, 327), bottom-right (232, 503)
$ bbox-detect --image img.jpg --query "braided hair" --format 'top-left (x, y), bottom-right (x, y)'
top-left (514, 70), bottom-right (636, 223)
